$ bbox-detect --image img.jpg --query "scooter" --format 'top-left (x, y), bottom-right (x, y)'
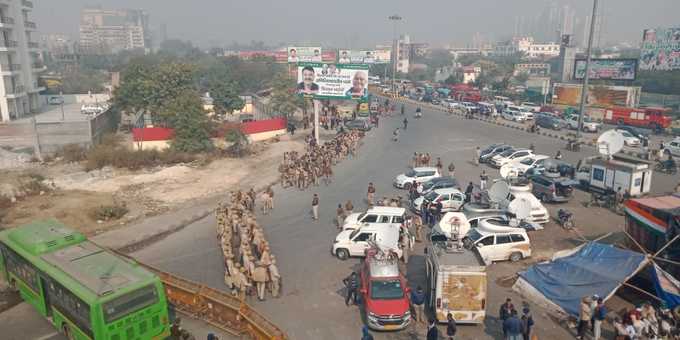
top-left (557, 209), bottom-right (574, 229)
top-left (415, 108), bottom-right (422, 118)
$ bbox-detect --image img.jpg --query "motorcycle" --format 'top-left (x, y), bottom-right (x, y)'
top-left (557, 209), bottom-right (574, 229)
top-left (655, 159), bottom-right (678, 174)
top-left (415, 108), bottom-right (422, 118)
top-left (565, 140), bottom-right (581, 152)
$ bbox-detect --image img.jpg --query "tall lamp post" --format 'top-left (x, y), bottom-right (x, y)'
top-left (576, 0), bottom-right (599, 138)
top-left (388, 14), bottom-right (402, 97)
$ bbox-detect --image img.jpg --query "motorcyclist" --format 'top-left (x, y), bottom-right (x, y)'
top-left (393, 128), bottom-right (400, 142)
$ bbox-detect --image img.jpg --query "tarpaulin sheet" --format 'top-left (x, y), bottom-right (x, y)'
top-left (650, 263), bottom-right (680, 309)
top-left (517, 242), bottom-right (647, 316)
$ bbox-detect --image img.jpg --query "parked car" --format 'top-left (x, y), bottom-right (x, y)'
top-left (333, 224), bottom-right (406, 260)
top-left (411, 188), bottom-right (466, 214)
top-left (462, 191), bottom-right (549, 225)
top-left (420, 177), bottom-right (460, 196)
top-left (536, 115), bottom-right (564, 130)
top-left (502, 106), bottom-right (525, 122)
top-left (47, 96), bottom-right (64, 105)
top-left (614, 129), bottom-right (641, 147)
top-left (500, 155), bottom-right (550, 178)
top-left (463, 224), bottom-right (532, 263)
top-left (394, 167), bottom-right (441, 190)
top-left (616, 126), bottom-right (650, 144)
top-left (518, 107), bottom-right (534, 120)
top-left (520, 102), bottom-right (541, 113)
top-left (490, 149), bottom-right (534, 168)
top-left (666, 137), bottom-right (680, 157)
top-left (479, 144), bottom-right (513, 164)
top-left (342, 207), bottom-right (406, 231)
top-left (344, 119), bottom-right (372, 131)
top-left (360, 248), bottom-right (411, 331)
top-left (567, 115), bottom-right (601, 132)
top-left (529, 175), bottom-right (575, 203)
top-left (443, 99), bottom-right (462, 110)
top-left (461, 102), bottom-right (479, 113)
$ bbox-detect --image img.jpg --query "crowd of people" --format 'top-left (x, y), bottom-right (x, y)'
top-left (278, 130), bottom-right (363, 190)
top-left (216, 190), bottom-right (281, 302)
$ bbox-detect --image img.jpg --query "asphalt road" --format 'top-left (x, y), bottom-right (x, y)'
top-left (131, 102), bottom-right (679, 340)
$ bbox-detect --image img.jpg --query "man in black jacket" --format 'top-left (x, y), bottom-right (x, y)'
top-left (343, 272), bottom-right (359, 306)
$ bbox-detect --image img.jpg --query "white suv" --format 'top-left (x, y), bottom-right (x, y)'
top-left (394, 167), bottom-right (441, 189)
top-left (411, 188), bottom-right (466, 214)
top-left (490, 149), bottom-right (534, 168)
top-left (567, 115), bottom-right (601, 132)
top-left (342, 206), bottom-right (406, 231)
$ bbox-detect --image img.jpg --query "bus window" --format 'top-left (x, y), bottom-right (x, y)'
top-left (103, 285), bottom-right (159, 323)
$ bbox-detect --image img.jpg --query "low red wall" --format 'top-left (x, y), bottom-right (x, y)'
top-left (131, 117), bottom-right (287, 142)
top-left (240, 117), bottom-right (287, 134)
top-left (132, 127), bottom-right (174, 141)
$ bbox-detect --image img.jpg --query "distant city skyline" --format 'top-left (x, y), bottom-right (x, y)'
top-left (34, 0), bottom-right (680, 49)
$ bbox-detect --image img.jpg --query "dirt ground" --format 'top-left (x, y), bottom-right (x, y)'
top-left (0, 136), bottom-right (305, 234)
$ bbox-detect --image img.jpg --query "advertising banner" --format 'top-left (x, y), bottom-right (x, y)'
top-left (296, 62), bottom-right (369, 100)
top-left (287, 47), bottom-right (322, 63)
top-left (237, 51), bottom-right (288, 63)
top-left (574, 59), bottom-right (638, 80)
top-left (552, 83), bottom-right (641, 107)
top-left (338, 49), bottom-right (391, 64)
top-left (640, 27), bottom-right (680, 71)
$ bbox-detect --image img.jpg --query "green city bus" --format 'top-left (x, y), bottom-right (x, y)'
top-left (0, 220), bottom-right (170, 340)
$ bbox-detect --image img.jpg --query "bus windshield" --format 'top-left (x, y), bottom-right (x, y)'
top-left (103, 285), bottom-right (159, 323)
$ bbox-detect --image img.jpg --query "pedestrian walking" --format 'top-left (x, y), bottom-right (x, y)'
top-left (344, 200), bottom-right (354, 214)
top-left (593, 297), bottom-right (606, 340)
top-left (474, 146), bottom-right (481, 165)
top-left (367, 182), bottom-right (376, 206)
top-left (414, 214), bottom-right (423, 242)
top-left (500, 298), bottom-right (515, 337)
top-left (268, 256), bottom-right (281, 298)
top-left (411, 286), bottom-right (426, 324)
top-left (448, 162), bottom-right (455, 177)
top-left (480, 170), bottom-right (488, 191)
top-left (503, 309), bottom-right (523, 340)
top-left (427, 319), bottom-right (439, 340)
top-left (436, 157), bottom-right (443, 174)
top-left (361, 325), bottom-right (374, 340)
top-left (446, 313), bottom-right (457, 340)
top-left (403, 117), bottom-right (408, 130)
top-left (343, 272), bottom-right (359, 306)
top-left (521, 307), bottom-right (534, 340)
top-left (336, 204), bottom-right (345, 229)
top-left (400, 233), bottom-right (410, 264)
top-left (577, 296), bottom-right (592, 340)
top-left (252, 264), bottom-right (269, 301)
top-left (311, 194), bottom-right (319, 221)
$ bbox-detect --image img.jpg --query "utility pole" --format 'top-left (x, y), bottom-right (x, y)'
top-left (577, 0), bottom-right (599, 138)
top-left (388, 14), bottom-right (402, 97)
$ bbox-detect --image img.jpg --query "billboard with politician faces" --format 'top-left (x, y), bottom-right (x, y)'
top-left (288, 46), bottom-right (322, 63)
top-left (640, 28), bottom-right (680, 71)
top-left (574, 59), bottom-right (638, 81)
top-left (296, 62), bottom-right (369, 100)
top-left (338, 49), bottom-right (391, 64)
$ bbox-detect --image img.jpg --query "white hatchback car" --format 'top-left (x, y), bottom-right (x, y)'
top-left (411, 188), bottom-right (466, 214)
top-left (500, 155), bottom-right (550, 178)
top-left (490, 149), bottom-right (534, 168)
top-left (394, 167), bottom-right (441, 190)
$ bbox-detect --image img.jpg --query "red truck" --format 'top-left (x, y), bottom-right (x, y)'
top-left (602, 106), bottom-right (672, 130)
top-left (447, 84), bottom-right (482, 102)
top-left (360, 248), bottom-right (411, 331)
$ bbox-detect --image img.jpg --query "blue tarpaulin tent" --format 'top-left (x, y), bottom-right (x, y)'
top-left (514, 242), bottom-right (648, 316)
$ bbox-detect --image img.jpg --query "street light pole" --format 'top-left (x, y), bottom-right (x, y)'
top-left (388, 14), bottom-right (402, 97)
top-left (577, 0), bottom-right (599, 138)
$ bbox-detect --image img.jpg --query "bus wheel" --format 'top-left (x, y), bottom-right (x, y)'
top-left (62, 324), bottom-right (75, 340)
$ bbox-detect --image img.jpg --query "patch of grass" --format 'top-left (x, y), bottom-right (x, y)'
top-left (85, 134), bottom-right (197, 171)
top-left (91, 201), bottom-right (128, 221)
top-left (57, 144), bottom-right (88, 162)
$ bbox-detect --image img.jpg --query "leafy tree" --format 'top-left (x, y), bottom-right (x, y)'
top-left (514, 71), bottom-right (530, 85)
top-left (269, 72), bottom-right (300, 118)
top-left (199, 66), bottom-right (244, 114)
top-left (445, 72), bottom-right (463, 84)
top-left (166, 92), bottom-right (213, 153)
top-left (424, 49), bottom-right (454, 70)
top-left (159, 39), bottom-right (202, 59)
top-left (113, 60), bottom-right (195, 122)
top-left (223, 127), bottom-right (250, 157)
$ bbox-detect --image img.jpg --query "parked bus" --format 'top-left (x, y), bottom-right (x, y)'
top-left (0, 220), bottom-right (170, 340)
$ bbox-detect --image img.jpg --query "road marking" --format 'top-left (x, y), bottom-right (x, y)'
top-left (34, 332), bottom-right (59, 340)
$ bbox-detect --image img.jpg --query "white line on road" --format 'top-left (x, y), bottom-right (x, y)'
top-left (34, 332), bottom-right (59, 340)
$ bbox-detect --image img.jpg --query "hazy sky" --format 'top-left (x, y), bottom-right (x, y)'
top-left (34, 0), bottom-right (680, 48)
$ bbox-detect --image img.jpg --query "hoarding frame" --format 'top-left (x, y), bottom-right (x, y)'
top-left (296, 62), bottom-right (369, 100)
top-left (573, 58), bottom-right (638, 81)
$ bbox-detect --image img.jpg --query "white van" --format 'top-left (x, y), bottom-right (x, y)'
top-left (464, 225), bottom-right (531, 263)
top-left (332, 224), bottom-right (406, 260)
top-left (342, 206), bottom-right (406, 231)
